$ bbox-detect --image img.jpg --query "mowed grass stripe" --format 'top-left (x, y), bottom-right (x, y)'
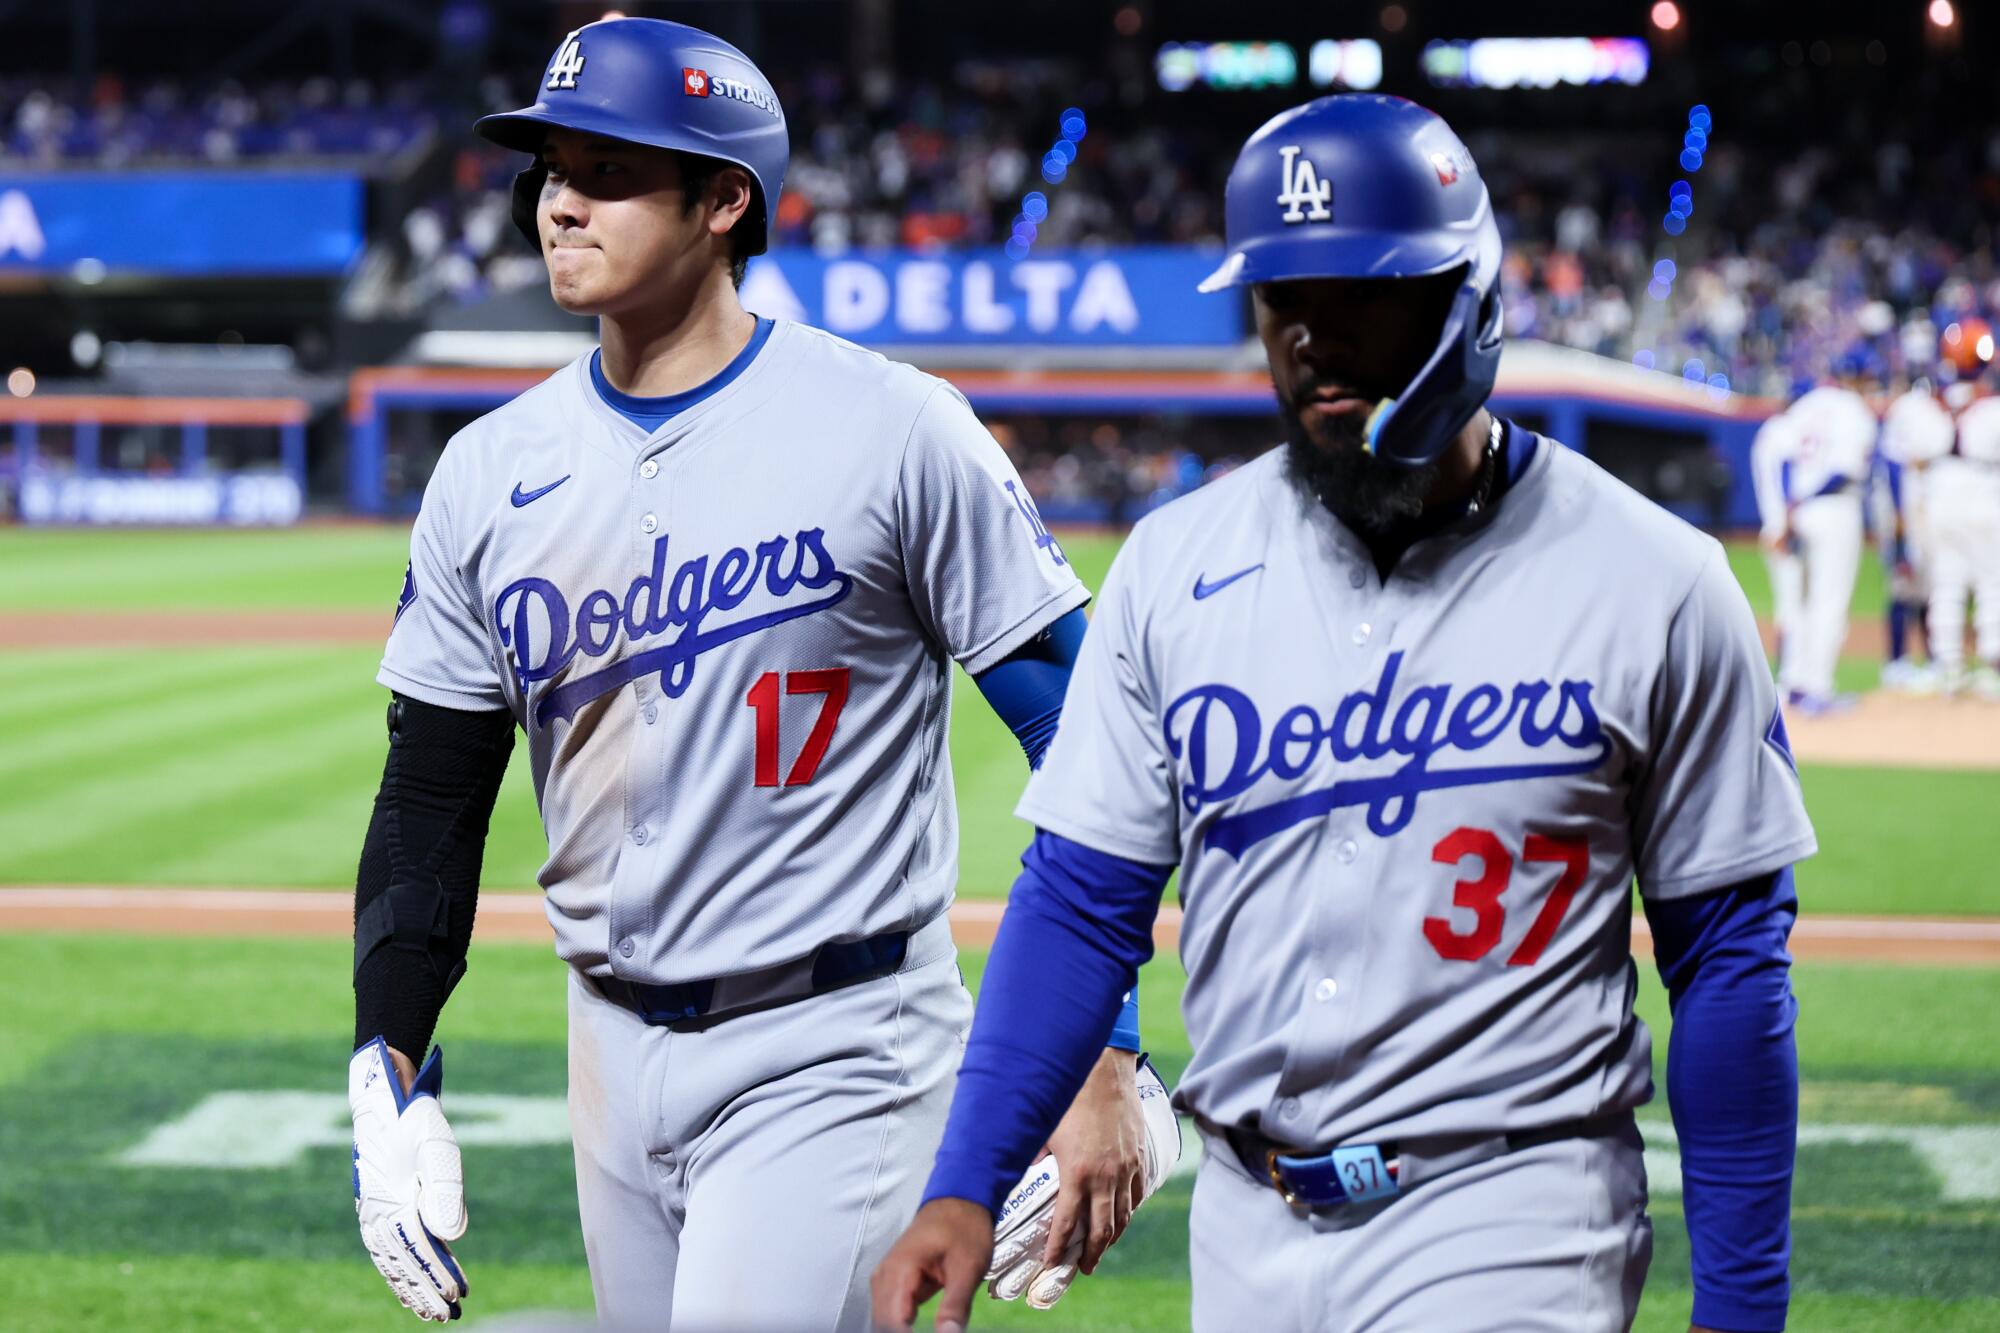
top-left (0, 527), bottom-right (414, 611)
top-left (1793, 765), bottom-right (2000, 917)
top-left (161, 760), bottom-right (547, 889)
top-left (0, 653), bottom-right (378, 797)
top-left (0, 646), bottom-right (308, 721)
top-left (0, 652), bottom-right (373, 782)
top-left (0, 706), bottom-right (384, 873)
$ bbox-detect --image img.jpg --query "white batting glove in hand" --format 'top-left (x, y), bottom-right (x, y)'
top-left (349, 1038), bottom-right (470, 1322)
top-left (985, 1056), bottom-right (1182, 1310)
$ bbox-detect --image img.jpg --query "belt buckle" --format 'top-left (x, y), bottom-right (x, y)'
top-left (1264, 1148), bottom-right (1304, 1207)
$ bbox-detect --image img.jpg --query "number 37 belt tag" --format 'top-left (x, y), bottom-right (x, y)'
top-left (1331, 1145), bottom-right (1399, 1204)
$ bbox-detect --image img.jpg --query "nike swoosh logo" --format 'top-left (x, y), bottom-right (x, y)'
top-left (1193, 564), bottom-right (1264, 600)
top-left (510, 475), bottom-right (571, 508)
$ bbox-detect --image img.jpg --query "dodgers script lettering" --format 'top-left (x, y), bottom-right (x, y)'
top-left (494, 528), bottom-right (853, 726)
top-left (1164, 650), bottom-right (1612, 853)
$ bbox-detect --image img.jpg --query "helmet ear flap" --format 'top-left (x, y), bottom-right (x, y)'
top-left (511, 165), bottom-right (546, 249)
top-left (1364, 278), bottom-right (1502, 469)
top-left (1476, 285), bottom-right (1504, 352)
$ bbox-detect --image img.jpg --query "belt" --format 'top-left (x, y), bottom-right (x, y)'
top-left (1212, 1111), bottom-right (1629, 1211)
top-left (590, 918), bottom-right (939, 1031)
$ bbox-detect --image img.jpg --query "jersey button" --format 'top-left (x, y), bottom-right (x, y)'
top-left (1314, 978), bottom-right (1339, 1002)
top-left (1278, 1097), bottom-right (1302, 1119)
top-left (640, 513), bottom-right (659, 534)
top-left (630, 825), bottom-right (648, 846)
top-left (643, 704), bottom-right (658, 725)
top-left (1335, 838), bottom-right (1358, 864)
top-left (639, 459), bottom-right (659, 479)
top-left (1348, 567), bottom-right (1367, 589)
top-left (1351, 623), bottom-right (1371, 646)
top-left (618, 937), bottom-right (635, 958)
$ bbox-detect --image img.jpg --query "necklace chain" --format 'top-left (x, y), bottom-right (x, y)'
top-left (1465, 417), bottom-right (1503, 517)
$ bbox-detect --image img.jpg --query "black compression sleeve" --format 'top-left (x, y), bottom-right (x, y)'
top-left (353, 693), bottom-right (515, 1058)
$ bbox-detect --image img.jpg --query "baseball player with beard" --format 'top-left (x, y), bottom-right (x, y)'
top-left (877, 95), bottom-right (1813, 1333)
top-left (345, 19), bottom-right (1172, 1331)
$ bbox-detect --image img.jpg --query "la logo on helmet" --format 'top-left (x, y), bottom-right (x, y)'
top-left (1276, 145), bottom-right (1333, 224)
top-left (547, 31), bottom-right (586, 90)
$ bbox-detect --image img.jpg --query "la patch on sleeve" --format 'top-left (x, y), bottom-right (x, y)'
top-left (394, 564), bottom-right (418, 622)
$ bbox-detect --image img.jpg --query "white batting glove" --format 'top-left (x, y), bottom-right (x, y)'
top-left (349, 1038), bottom-right (470, 1323)
top-left (985, 1056), bottom-right (1182, 1310)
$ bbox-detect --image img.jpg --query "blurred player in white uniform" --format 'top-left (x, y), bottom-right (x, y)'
top-left (1750, 408), bottom-right (1806, 695)
top-left (1930, 382), bottom-right (2000, 697)
top-left (1874, 381), bottom-right (1956, 691)
top-left (1782, 373), bottom-right (1877, 714)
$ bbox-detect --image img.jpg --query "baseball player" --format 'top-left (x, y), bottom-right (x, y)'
top-left (876, 95), bottom-right (1813, 1333)
top-left (1748, 408), bottom-right (1805, 696)
top-left (1929, 381), bottom-right (2000, 697)
top-left (346, 19), bottom-right (1160, 1331)
top-left (1780, 369), bottom-right (1877, 714)
top-left (1874, 380), bottom-right (1955, 691)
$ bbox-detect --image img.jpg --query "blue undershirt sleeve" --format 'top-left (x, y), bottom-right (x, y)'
top-left (971, 609), bottom-right (1141, 1049)
top-left (923, 830), bottom-right (1173, 1213)
top-left (1644, 867), bottom-right (1800, 1333)
top-left (971, 608), bottom-right (1087, 769)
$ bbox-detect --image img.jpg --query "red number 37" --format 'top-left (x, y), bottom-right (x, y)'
top-left (1421, 828), bottom-right (1588, 967)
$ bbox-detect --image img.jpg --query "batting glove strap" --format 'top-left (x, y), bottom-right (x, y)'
top-left (350, 1038), bottom-right (470, 1323)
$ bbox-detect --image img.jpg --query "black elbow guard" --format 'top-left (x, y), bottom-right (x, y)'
top-left (354, 695), bottom-right (515, 1006)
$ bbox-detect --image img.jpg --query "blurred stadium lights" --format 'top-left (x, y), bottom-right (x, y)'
top-left (1113, 6), bottom-right (1142, 37)
top-left (1667, 106), bottom-right (1707, 232)
top-left (1650, 2), bottom-right (1681, 32)
top-left (1012, 108), bottom-right (1087, 258)
top-left (8, 367), bottom-right (36, 397)
top-left (1378, 5), bottom-right (1407, 35)
top-left (1928, 0), bottom-right (1955, 30)
top-left (1308, 40), bottom-right (1383, 90)
top-left (1155, 41), bottom-right (1299, 92)
top-left (1421, 38), bottom-right (1649, 90)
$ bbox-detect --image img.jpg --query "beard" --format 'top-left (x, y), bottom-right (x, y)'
top-left (1277, 389), bottom-right (1442, 542)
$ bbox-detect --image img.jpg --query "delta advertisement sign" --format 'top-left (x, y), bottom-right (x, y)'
top-left (740, 248), bottom-right (1241, 347)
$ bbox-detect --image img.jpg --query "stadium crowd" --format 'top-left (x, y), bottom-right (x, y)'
top-left (7, 66), bottom-right (1998, 513)
top-left (401, 70), bottom-right (2000, 404)
top-left (0, 76), bottom-right (433, 164)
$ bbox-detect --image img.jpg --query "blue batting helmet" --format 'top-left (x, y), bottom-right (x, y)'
top-left (475, 18), bottom-right (789, 255)
top-left (1200, 94), bottom-right (1503, 468)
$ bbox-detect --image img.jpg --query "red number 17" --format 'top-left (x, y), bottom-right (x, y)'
top-left (744, 669), bottom-right (850, 787)
top-left (1420, 828), bottom-right (1588, 966)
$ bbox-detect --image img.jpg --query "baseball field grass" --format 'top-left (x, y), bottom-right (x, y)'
top-left (2, 521), bottom-right (1995, 1331)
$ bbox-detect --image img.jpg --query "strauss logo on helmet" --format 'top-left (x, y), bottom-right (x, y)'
top-left (683, 68), bottom-right (710, 97)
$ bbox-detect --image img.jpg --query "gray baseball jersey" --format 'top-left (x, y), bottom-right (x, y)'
top-left (1018, 430), bottom-right (1816, 1147)
top-left (380, 318), bottom-right (1087, 981)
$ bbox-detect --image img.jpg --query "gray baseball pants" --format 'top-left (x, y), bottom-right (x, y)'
top-left (1190, 1115), bottom-right (1653, 1332)
top-left (565, 913), bottom-right (970, 1332)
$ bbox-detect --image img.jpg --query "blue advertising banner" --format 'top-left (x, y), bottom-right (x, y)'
top-left (18, 473), bottom-right (304, 526)
top-left (0, 173), bottom-right (364, 275)
top-left (740, 248), bottom-right (1240, 346)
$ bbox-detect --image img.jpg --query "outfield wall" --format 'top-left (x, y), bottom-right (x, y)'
top-left (0, 395), bottom-right (310, 526)
top-left (345, 341), bottom-right (1779, 528)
